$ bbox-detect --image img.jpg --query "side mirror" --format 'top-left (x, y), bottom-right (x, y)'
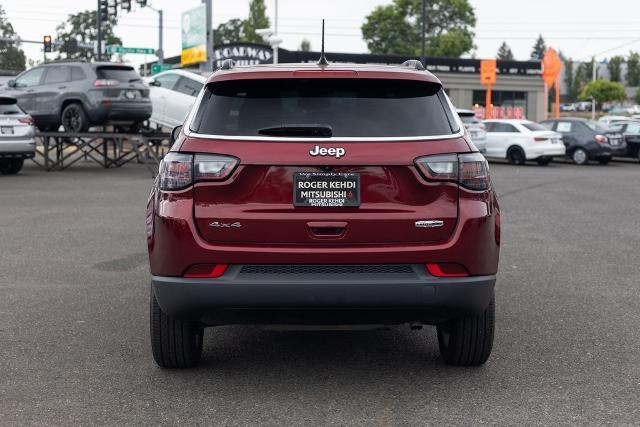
top-left (7, 80), bottom-right (16, 88)
top-left (149, 80), bottom-right (160, 87)
top-left (170, 125), bottom-right (183, 142)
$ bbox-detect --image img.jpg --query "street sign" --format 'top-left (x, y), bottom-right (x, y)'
top-left (181, 4), bottom-right (207, 66)
top-left (542, 48), bottom-right (562, 88)
top-left (480, 59), bottom-right (497, 85)
top-left (480, 59), bottom-right (497, 119)
top-left (106, 45), bottom-right (155, 55)
top-left (151, 64), bottom-right (172, 75)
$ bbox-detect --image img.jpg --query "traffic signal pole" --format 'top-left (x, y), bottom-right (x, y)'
top-left (96, 0), bottom-right (102, 61)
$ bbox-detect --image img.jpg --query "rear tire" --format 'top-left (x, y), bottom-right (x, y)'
top-left (437, 297), bottom-right (495, 366)
top-left (507, 147), bottom-right (526, 165)
top-left (61, 103), bottom-right (89, 133)
top-left (0, 159), bottom-right (24, 175)
top-left (536, 157), bottom-right (552, 166)
top-left (150, 287), bottom-right (204, 368)
top-left (572, 148), bottom-right (589, 165)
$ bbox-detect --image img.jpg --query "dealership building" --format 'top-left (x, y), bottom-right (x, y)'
top-left (149, 43), bottom-right (546, 122)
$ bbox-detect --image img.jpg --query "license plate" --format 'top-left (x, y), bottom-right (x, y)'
top-left (124, 90), bottom-right (139, 99)
top-left (294, 172), bottom-right (360, 207)
top-left (0, 126), bottom-right (13, 135)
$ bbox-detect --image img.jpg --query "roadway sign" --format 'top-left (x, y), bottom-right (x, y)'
top-left (151, 64), bottom-right (172, 75)
top-left (106, 45), bottom-right (156, 55)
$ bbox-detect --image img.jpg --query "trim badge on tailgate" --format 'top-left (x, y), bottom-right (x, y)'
top-left (209, 221), bottom-right (242, 228)
top-left (415, 220), bottom-right (444, 228)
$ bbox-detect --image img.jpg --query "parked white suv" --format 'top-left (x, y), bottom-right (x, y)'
top-left (457, 109), bottom-right (486, 152)
top-left (147, 70), bottom-right (207, 129)
top-left (0, 96), bottom-right (36, 175)
top-left (483, 119), bottom-right (565, 165)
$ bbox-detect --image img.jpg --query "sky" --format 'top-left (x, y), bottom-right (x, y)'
top-left (4, 0), bottom-right (640, 68)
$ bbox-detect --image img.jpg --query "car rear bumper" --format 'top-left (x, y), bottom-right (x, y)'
top-left (0, 138), bottom-right (36, 157)
top-left (525, 143), bottom-right (566, 159)
top-left (151, 265), bottom-right (496, 325)
top-left (89, 102), bottom-right (152, 125)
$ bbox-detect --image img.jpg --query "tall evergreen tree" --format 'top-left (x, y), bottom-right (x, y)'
top-left (243, 0), bottom-right (270, 43)
top-left (626, 51), bottom-right (640, 86)
top-left (607, 56), bottom-right (624, 82)
top-left (0, 6), bottom-right (26, 72)
top-left (530, 34), bottom-right (546, 60)
top-left (496, 41), bottom-right (514, 60)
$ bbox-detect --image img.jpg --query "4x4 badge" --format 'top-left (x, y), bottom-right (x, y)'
top-left (209, 221), bottom-right (242, 228)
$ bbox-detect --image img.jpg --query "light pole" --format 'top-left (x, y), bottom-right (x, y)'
top-left (421, 0), bottom-right (426, 66)
top-left (146, 5), bottom-right (164, 65)
top-left (256, 28), bottom-right (282, 64)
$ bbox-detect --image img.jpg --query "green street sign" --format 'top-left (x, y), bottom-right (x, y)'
top-left (106, 45), bottom-right (155, 55)
top-left (151, 64), bottom-right (172, 75)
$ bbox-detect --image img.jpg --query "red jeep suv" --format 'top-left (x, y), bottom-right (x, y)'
top-left (146, 61), bottom-right (500, 368)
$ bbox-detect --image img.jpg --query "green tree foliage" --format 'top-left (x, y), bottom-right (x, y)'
top-left (579, 79), bottom-right (626, 109)
top-left (0, 6), bottom-right (26, 72)
top-left (213, 19), bottom-right (245, 45)
top-left (563, 57), bottom-right (581, 102)
top-left (530, 34), bottom-right (546, 60)
top-left (212, 0), bottom-right (270, 45)
top-left (626, 51), bottom-right (640, 86)
top-left (243, 0), bottom-right (270, 43)
top-left (607, 56), bottom-right (623, 82)
top-left (55, 10), bottom-right (120, 61)
top-left (496, 41), bottom-right (513, 60)
top-left (635, 89), bottom-right (640, 105)
top-left (299, 39), bottom-right (311, 52)
top-left (361, 0), bottom-right (476, 57)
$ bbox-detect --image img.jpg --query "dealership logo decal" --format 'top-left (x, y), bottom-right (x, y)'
top-left (309, 145), bottom-right (346, 158)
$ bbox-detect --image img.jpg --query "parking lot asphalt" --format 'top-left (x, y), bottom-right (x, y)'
top-left (1, 159), bottom-right (640, 425)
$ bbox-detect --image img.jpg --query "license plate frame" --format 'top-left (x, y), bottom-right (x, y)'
top-left (293, 172), bottom-right (360, 208)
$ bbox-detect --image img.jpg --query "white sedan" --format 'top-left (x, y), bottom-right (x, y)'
top-left (483, 119), bottom-right (566, 165)
top-left (146, 69), bottom-right (207, 130)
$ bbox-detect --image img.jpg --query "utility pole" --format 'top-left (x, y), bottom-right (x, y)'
top-left (200, 0), bottom-right (213, 72)
top-left (591, 57), bottom-right (596, 120)
top-left (147, 5), bottom-right (164, 65)
top-left (273, 0), bottom-right (279, 64)
top-left (420, 0), bottom-right (426, 66)
top-left (96, 0), bottom-right (102, 61)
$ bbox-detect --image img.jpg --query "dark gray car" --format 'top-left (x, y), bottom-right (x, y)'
top-left (1, 60), bottom-right (151, 132)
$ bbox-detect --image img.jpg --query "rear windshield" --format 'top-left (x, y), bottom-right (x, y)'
top-left (96, 66), bottom-right (141, 82)
top-left (0, 98), bottom-right (22, 115)
top-left (190, 78), bottom-right (458, 137)
top-left (521, 122), bottom-right (548, 131)
top-left (459, 115), bottom-right (480, 124)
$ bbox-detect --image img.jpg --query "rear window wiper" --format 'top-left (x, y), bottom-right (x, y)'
top-left (257, 124), bottom-right (333, 137)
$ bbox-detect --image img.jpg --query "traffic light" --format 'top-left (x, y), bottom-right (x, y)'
top-left (43, 35), bottom-right (52, 52)
top-left (99, 0), bottom-right (108, 21)
top-left (121, 0), bottom-right (131, 11)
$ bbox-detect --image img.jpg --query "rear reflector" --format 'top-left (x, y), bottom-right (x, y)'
top-left (426, 263), bottom-right (469, 277)
top-left (184, 264), bottom-right (228, 278)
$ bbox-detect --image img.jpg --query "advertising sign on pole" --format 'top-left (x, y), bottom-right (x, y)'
top-left (480, 59), bottom-right (497, 119)
top-left (542, 47), bottom-right (563, 119)
top-left (181, 4), bottom-right (207, 66)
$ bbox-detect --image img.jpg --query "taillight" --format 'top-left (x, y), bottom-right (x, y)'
top-left (183, 264), bottom-right (228, 278)
top-left (94, 79), bottom-right (119, 87)
top-left (194, 154), bottom-right (238, 181)
top-left (415, 152), bottom-right (490, 191)
top-left (595, 134), bottom-right (608, 144)
top-left (158, 153), bottom-right (238, 191)
top-left (158, 152), bottom-right (192, 190)
top-left (18, 116), bottom-right (34, 125)
top-left (426, 263), bottom-right (469, 277)
top-left (534, 137), bottom-right (548, 142)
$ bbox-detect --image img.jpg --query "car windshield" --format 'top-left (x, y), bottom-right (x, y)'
top-left (96, 66), bottom-right (141, 82)
top-left (190, 78), bottom-right (459, 138)
top-left (585, 121), bottom-right (611, 133)
top-left (521, 122), bottom-right (548, 131)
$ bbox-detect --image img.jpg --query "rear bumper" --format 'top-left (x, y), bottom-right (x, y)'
top-left (525, 143), bottom-right (566, 159)
top-left (0, 139), bottom-right (36, 156)
top-left (88, 101), bottom-right (152, 125)
top-left (151, 265), bottom-right (496, 325)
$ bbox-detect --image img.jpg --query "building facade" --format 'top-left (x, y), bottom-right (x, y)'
top-left (149, 43), bottom-right (546, 121)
